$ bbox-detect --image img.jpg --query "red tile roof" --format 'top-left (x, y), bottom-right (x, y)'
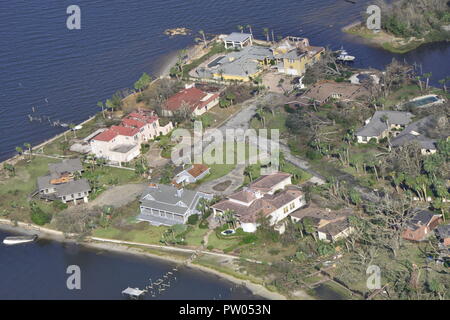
top-left (164, 87), bottom-right (219, 112)
top-left (187, 164), bottom-right (210, 178)
top-left (121, 118), bottom-right (146, 129)
top-left (93, 128), bottom-right (119, 142)
top-left (110, 125), bottom-right (139, 137)
top-left (92, 125), bottom-right (139, 142)
top-left (127, 112), bottom-right (159, 124)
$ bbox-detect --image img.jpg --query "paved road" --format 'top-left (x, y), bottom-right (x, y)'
top-left (196, 92), bottom-right (382, 202)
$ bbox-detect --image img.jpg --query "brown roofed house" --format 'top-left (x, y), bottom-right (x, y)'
top-left (212, 173), bottom-right (305, 233)
top-left (402, 209), bottom-right (442, 242)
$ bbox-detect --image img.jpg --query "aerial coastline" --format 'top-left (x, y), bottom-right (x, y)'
top-left (1, 1), bottom-right (449, 302)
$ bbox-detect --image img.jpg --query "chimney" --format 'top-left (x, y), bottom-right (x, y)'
top-left (176, 188), bottom-right (184, 198)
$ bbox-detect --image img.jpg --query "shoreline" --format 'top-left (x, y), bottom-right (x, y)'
top-left (342, 21), bottom-right (449, 54)
top-left (0, 221), bottom-right (289, 300)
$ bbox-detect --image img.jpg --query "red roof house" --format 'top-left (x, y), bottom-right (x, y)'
top-left (163, 87), bottom-right (219, 116)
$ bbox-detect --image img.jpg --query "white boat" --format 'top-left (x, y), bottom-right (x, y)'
top-left (3, 234), bottom-right (38, 245)
top-left (336, 49), bottom-right (356, 62)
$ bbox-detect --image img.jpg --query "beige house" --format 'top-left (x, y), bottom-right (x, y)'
top-left (212, 172), bottom-right (305, 233)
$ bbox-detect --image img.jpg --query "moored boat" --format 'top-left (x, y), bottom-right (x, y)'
top-left (335, 47), bottom-right (356, 62)
top-left (3, 234), bottom-right (38, 245)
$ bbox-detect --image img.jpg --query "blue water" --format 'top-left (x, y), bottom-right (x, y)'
top-left (0, 0), bottom-right (449, 161)
top-left (0, 229), bottom-right (260, 299)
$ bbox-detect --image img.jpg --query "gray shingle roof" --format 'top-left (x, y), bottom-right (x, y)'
top-left (391, 116), bottom-right (437, 150)
top-left (215, 46), bottom-right (272, 77)
top-left (37, 176), bottom-right (90, 196)
top-left (55, 178), bottom-right (91, 196)
top-left (356, 111), bottom-right (414, 137)
top-left (140, 184), bottom-right (212, 216)
top-left (436, 224), bottom-right (450, 238)
top-left (48, 158), bottom-right (83, 175)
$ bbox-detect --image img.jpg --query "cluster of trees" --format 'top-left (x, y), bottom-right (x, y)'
top-left (375, 0), bottom-right (450, 38)
top-left (134, 72), bottom-right (152, 93)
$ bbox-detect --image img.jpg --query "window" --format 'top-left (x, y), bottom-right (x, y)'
top-left (283, 207), bottom-right (288, 213)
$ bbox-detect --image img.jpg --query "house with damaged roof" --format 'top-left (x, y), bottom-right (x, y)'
top-left (402, 209), bottom-right (442, 242)
top-left (272, 36), bottom-right (325, 76)
top-left (211, 172), bottom-right (305, 233)
top-left (37, 158), bottom-right (91, 204)
top-left (290, 204), bottom-right (355, 242)
top-left (390, 115), bottom-right (442, 155)
top-left (356, 111), bottom-right (414, 144)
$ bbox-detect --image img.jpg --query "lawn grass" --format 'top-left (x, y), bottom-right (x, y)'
top-left (92, 223), bottom-right (167, 244)
top-left (184, 226), bottom-right (209, 246)
top-left (0, 157), bottom-right (61, 220)
top-left (207, 231), bottom-right (242, 251)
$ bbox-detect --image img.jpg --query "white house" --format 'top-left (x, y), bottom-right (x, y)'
top-left (173, 164), bottom-right (210, 185)
top-left (222, 32), bottom-right (253, 49)
top-left (90, 112), bottom-right (173, 164)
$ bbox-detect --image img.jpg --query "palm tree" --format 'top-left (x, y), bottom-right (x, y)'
top-left (263, 28), bottom-right (270, 42)
top-left (257, 105), bottom-right (266, 127)
top-left (415, 76), bottom-right (423, 92)
top-left (237, 25), bottom-right (244, 33)
top-left (199, 30), bottom-right (207, 48)
top-left (423, 72), bottom-right (432, 90)
top-left (380, 114), bottom-right (391, 147)
top-left (438, 78), bottom-right (448, 93)
top-left (24, 143), bottom-right (32, 160)
top-left (15, 146), bottom-right (23, 156)
top-left (244, 166), bottom-right (253, 182)
top-left (97, 101), bottom-right (106, 118)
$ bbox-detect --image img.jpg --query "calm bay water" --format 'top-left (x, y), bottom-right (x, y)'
top-left (0, 0), bottom-right (449, 299)
top-left (0, 229), bottom-right (261, 299)
top-left (0, 0), bottom-right (449, 161)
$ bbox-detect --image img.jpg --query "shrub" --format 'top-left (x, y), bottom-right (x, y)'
top-left (207, 245), bottom-right (214, 251)
top-left (187, 214), bottom-right (199, 225)
top-left (52, 200), bottom-right (68, 211)
top-left (199, 220), bottom-right (209, 229)
top-left (306, 150), bottom-right (322, 160)
top-left (30, 207), bottom-right (52, 226)
top-left (241, 234), bottom-right (258, 244)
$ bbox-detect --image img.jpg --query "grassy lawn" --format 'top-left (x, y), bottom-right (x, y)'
top-left (184, 226), bottom-right (209, 246)
top-left (207, 231), bottom-right (242, 251)
top-left (92, 223), bottom-right (167, 244)
top-left (250, 110), bottom-right (289, 135)
top-left (0, 157), bottom-right (61, 221)
top-left (92, 166), bottom-right (142, 186)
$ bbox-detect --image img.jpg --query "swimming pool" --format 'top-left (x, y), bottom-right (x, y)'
top-left (404, 95), bottom-right (444, 108)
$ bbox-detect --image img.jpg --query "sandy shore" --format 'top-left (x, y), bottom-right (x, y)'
top-left (0, 221), bottom-right (291, 300)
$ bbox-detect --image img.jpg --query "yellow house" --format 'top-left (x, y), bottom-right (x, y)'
top-left (273, 36), bottom-right (324, 76)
